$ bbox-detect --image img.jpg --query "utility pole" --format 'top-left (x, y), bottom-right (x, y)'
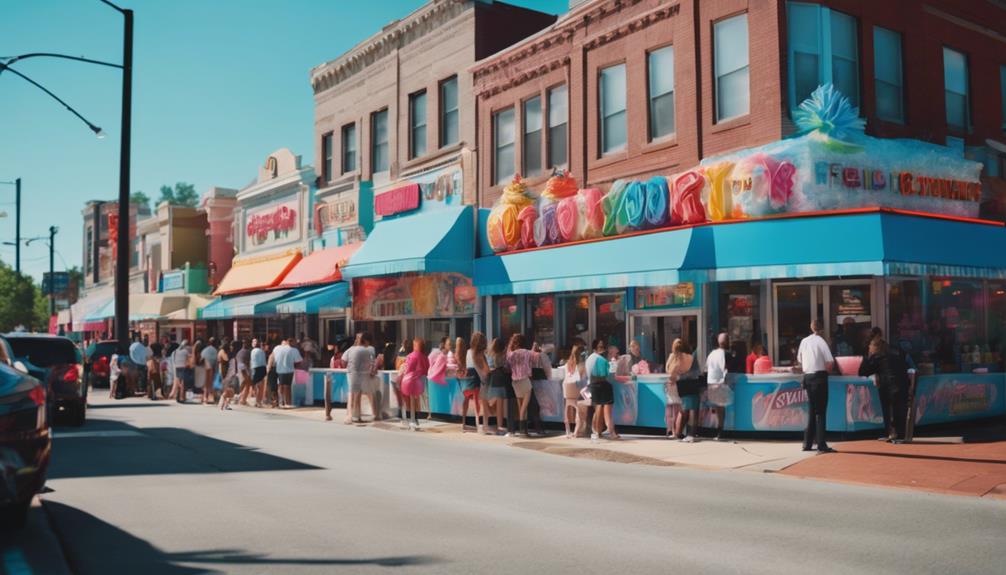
top-left (15, 177), bottom-right (20, 274)
top-left (113, 7), bottom-right (134, 352)
top-left (49, 225), bottom-right (57, 316)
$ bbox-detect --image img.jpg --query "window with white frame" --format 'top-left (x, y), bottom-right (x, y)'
top-left (648, 45), bottom-right (675, 140)
top-left (714, 13), bottom-right (749, 121)
top-left (599, 63), bottom-right (627, 154)
top-left (341, 123), bottom-right (356, 174)
top-left (547, 85), bottom-right (568, 168)
top-left (371, 109), bottom-right (389, 174)
top-left (409, 90), bottom-right (427, 159)
top-left (523, 96), bottom-right (542, 177)
top-left (787, 3), bottom-right (859, 110)
top-left (321, 132), bottom-right (333, 182)
top-left (493, 107), bottom-right (515, 186)
top-left (440, 76), bottom-right (459, 147)
top-left (873, 26), bottom-right (904, 123)
top-left (943, 47), bottom-right (969, 131)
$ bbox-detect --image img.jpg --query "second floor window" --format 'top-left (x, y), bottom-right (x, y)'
top-left (371, 109), bottom-right (389, 174)
top-left (648, 45), bottom-right (675, 140)
top-left (410, 91), bottom-right (427, 159)
top-left (341, 123), bottom-right (356, 173)
top-left (547, 85), bottom-right (568, 168)
top-left (787, 3), bottom-right (859, 109)
top-left (600, 63), bottom-right (627, 155)
top-left (494, 107), bottom-right (515, 186)
top-left (440, 76), bottom-right (459, 147)
top-left (873, 27), bottom-right (904, 124)
top-left (943, 47), bottom-right (969, 131)
top-left (321, 132), bottom-right (333, 182)
top-left (523, 96), bottom-right (542, 177)
top-left (714, 13), bottom-right (749, 121)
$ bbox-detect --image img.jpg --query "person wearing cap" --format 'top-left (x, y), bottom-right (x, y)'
top-left (705, 333), bottom-right (732, 441)
top-left (797, 319), bottom-right (836, 452)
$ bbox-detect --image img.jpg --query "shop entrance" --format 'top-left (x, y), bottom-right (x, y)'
top-left (629, 311), bottom-right (701, 372)
top-left (773, 281), bottom-right (876, 365)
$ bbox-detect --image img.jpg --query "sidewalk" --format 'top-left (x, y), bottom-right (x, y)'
top-left (258, 402), bottom-right (816, 472)
top-left (781, 428), bottom-right (1006, 499)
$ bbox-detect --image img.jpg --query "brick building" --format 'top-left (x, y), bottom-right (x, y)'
top-left (473, 0), bottom-right (1006, 207)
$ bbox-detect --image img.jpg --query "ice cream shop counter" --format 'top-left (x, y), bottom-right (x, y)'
top-left (306, 368), bottom-right (1004, 433)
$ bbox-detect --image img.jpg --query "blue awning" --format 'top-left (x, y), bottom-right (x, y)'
top-left (198, 290), bottom-right (294, 320)
top-left (341, 205), bottom-right (474, 279)
top-left (474, 212), bottom-right (1006, 295)
top-left (274, 282), bottom-right (350, 315)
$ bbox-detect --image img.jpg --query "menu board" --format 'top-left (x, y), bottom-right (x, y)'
top-left (635, 283), bottom-right (696, 310)
top-left (835, 288), bottom-right (870, 324)
top-left (728, 294), bottom-right (755, 344)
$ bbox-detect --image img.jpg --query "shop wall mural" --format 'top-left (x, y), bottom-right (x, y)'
top-left (352, 273), bottom-right (475, 320)
top-left (486, 85), bottom-right (984, 255)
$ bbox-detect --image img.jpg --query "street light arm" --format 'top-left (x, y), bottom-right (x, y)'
top-left (98, 0), bottom-right (126, 14)
top-left (0, 63), bottom-right (104, 136)
top-left (0, 53), bottom-right (122, 71)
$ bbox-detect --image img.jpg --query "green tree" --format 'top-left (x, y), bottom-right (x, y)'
top-left (130, 190), bottom-right (150, 210)
top-left (157, 182), bottom-right (199, 208)
top-left (0, 262), bottom-right (42, 332)
top-left (33, 288), bottom-right (50, 331)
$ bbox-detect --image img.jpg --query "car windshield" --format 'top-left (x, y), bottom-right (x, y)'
top-left (9, 338), bottom-right (78, 368)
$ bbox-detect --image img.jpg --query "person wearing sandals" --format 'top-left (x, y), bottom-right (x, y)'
top-left (456, 336), bottom-right (480, 432)
top-left (506, 334), bottom-right (545, 438)
top-left (467, 333), bottom-right (490, 433)
top-left (585, 338), bottom-right (619, 440)
top-left (343, 333), bottom-right (375, 424)
top-left (562, 344), bottom-right (586, 438)
top-left (485, 338), bottom-right (511, 435)
top-left (664, 338), bottom-right (693, 439)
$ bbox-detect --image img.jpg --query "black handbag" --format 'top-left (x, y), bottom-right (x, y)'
top-left (676, 373), bottom-right (708, 397)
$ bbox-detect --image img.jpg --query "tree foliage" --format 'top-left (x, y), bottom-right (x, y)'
top-left (130, 190), bottom-right (151, 210)
top-left (0, 262), bottom-right (48, 332)
top-left (156, 182), bottom-right (200, 208)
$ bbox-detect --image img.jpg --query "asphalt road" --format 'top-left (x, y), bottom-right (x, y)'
top-left (29, 396), bottom-right (1006, 574)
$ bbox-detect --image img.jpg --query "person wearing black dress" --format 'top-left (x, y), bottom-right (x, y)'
top-left (859, 338), bottom-right (910, 442)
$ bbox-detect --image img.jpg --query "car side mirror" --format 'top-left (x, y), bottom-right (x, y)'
top-left (13, 360), bottom-right (29, 374)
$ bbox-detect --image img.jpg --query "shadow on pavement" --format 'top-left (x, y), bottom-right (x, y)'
top-left (48, 418), bottom-right (321, 479)
top-left (87, 402), bottom-right (171, 409)
top-left (43, 501), bottom-right (439, 575)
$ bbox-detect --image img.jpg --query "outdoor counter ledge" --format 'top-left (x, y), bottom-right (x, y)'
top-left (307, 369), bottom-right (1005, 433)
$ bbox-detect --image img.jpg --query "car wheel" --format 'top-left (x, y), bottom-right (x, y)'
top-left (0, 499), bottom-right (30, 530)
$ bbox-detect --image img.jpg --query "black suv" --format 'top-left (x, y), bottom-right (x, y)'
top-left (5, 333), bottom-right (87, 426)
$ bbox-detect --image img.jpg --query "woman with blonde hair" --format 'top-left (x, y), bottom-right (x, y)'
top-left (562, 344), bottom-right (586, 438)
top-left (664, 338), bottom-right (693, 439)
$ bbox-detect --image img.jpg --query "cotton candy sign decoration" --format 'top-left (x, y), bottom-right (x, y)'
top-left (580, 188), bottom-right (605, 238)
top-left (541, 170), bottom-right (578, 201)
top-left (556, 196), bottom-right (580, 242)
top-left (518, 205), bottom-right (537, 249)
top-left (704, 162), bottom-right (734, 221)
top-left (601, 180), bottom-right (627, 237)
top-left (643, 176), bottom-right (669, 228)
top-left (487, 174), bottom-right (536, 252)
top-left (671, 171), bottom-right (706, 225)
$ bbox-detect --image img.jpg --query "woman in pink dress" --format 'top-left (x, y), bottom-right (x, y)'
top-left (401, 338), bottom-right (430, 430)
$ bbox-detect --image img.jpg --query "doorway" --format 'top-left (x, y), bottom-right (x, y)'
top-left (773, 281), bottom-right (875, 365)
top-left (629, 311), bottom-right (701, 372)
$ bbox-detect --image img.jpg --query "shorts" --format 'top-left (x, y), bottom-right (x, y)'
top-left (176, 367), bottom-right (194, 390)
top-left (512, 378), bottom-right (532, 399)
top-left (562, 381), bottom-right (581, 401)
top-left (665, 383), bottom-right (682, 406)
top-left (484, 384), bottom-right (507, 401)
top-left (680, 394), bottom-right (699, 411)
top-left (588, 377), bottom-right (613, 405)
top-left (252, 366), bottom-right (267, 384)
top-left (278, 372), bottom-right (294, 387)
top-left (463, 388), bottom-right (480, 400)
top-left (348, 372), bottom-right (368, 394)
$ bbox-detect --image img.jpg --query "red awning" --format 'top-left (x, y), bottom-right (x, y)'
top-left (277, 243), bottom-right (361, 288)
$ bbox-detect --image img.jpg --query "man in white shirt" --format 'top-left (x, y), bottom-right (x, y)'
top-left (272, 338), bottom-right (303, 409)
top-left (797, 319), bottom-right (835, 453)
top-left (705, 333), bottom-right (731, 441)
top-left (129, 335), bottom-right (152, 394)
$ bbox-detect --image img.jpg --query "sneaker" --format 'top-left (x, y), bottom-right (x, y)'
top-left (714, 433), bottom-right (726, 442)
top-left (590, 432), bottom-right (600, 441)
top-left (504, 432), bottom-right (514, 438)
top-left (681, 435), bottom-right (695, 443)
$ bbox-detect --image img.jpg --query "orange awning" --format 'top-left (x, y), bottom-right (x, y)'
top-left (214, 249), bottom-right (302, 295)
top-left (278, 243), bottom-right (361, 288)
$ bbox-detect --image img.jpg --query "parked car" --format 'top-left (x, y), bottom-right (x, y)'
top-left (5, 333), bottom-right (87, 426)
top-left (84, 339), bottom-right (121, 389)
top-left (0, 335), bottom-right (51, 529)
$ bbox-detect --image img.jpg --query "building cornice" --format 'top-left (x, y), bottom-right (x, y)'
top-left (310, 0), bottom-right (470, 95)
top-left (472, 0), bottom-right (680, 99)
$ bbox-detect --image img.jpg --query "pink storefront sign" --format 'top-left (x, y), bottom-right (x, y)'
top-left (374, 184), bottom-right (420, 217)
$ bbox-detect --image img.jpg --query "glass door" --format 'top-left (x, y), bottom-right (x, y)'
top-left (630, 312), bottom-right (699, 372)
top-left (774, 284), bottom-right (813, 366)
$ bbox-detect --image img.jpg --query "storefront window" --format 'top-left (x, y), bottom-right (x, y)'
top-left (715, 282), bottom-right (761, 360)
top-left (595, 293), bottom-right (626, 353)
top-left (527, 295), bottom-right (555, 352)
top-left (557, 294), bottom-right (590, 355)
top-left (925, 278), bottom-right (984, 371)
top-left (496, 296), bottom-right (522, 345)
top-left (988, 282), bottom-right (1006, 370)
top-left (632, 314), bottom-right (697, 370)
top-left (829, 284), bottom-right (872, 358)
top-left (888, 279), bottom-right (925, 364)
top-left (776, 284), bottom-right (811, 366)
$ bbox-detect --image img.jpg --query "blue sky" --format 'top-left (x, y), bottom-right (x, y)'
top-left (0, 0), bottom-right (567, 283)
